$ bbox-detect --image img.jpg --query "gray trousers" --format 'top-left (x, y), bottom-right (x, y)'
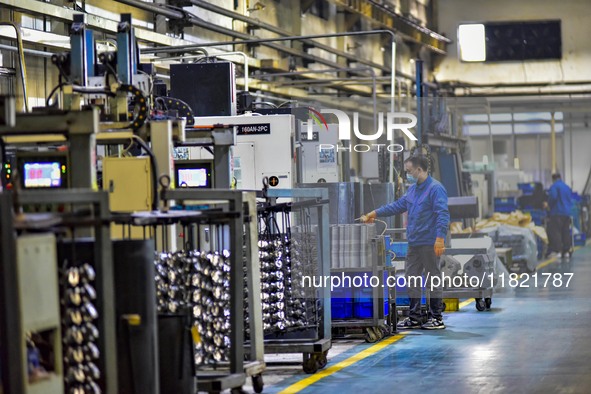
top-left (547, 215), bottom-right (572, 254)
top-left (406, 245), bottom-right (443, 321)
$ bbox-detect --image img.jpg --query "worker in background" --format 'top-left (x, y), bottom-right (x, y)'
top-left (360, 154), bottom-right (450, 330)
top-left (544, 173), bottom-right (573, 260)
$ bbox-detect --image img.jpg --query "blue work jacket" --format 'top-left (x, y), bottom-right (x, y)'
top-left (375, 176), bottom-right (450, 246)
top-left (548, 179), bottom-right (572, 217)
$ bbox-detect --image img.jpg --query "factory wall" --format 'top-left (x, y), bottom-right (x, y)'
top-left (566, 127), bottom-right (591, 193)
top-left (435, 0), bottom-right (591, 85)
top-left (465, 131), bottom-right (591, 193)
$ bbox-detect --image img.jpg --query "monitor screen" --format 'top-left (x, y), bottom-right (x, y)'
top-left (23, 161), bottom-right (64, 188)
top-left (174, 160), bottom-right (213, 188)
top-left (177, 168), bottom-right (209, 188)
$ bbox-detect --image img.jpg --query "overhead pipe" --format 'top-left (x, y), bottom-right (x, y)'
top-left (188, 0), bottom-right (391, 74)
top-left (255, 66), bottom-right (377, 129)
top-left (0, 43), bottom-right (53, 58)
top-left (147, 48), bottom-right (209, 59)
top-left (118, 0), bottom-right (411, 84)
top-left (140, 30), bottom-right (398, 120)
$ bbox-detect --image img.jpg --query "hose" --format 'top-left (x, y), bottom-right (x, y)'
top-left (0, 22), bottom-right (28, 112)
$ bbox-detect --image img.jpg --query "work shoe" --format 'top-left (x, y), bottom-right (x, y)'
top-left (563, 252), bottom-right (571, 261)
top-left (421, 318), bottom-right (445, 330)
top-left (396, 317), bottom-right (422, 329)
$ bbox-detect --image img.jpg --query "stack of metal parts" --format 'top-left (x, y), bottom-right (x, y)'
top-left (154, 252), bottom-right (189, 314)
top-left (256, 234), bottom-right (310, 334)
top-left (330, 224), bottom-right (376, 268)
top-left (62, 264), bottom-right (101, 394)
top-left (154, 250), bottom-right (231, 365)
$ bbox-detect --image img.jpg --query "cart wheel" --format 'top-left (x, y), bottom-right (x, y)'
top-left (475, 298), bottom-right (486, 312)
top-left (317, 351), bottom-right (328, 369)
top-left (376, 326), bottom-right (385, 340)
top-left (364, 327), bottom-right (379, 343)
top-left (303, 355), bottom-right (319, 374)
top-left (252, 374), bottom-right (264, 393)
top-left (485, 298), bottom-right (492, 310)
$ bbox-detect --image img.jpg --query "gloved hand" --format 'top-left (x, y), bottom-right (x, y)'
top-left (359, 211), bottom-right (377, 223)
top-left (434, 237), bottom-right (445, 257)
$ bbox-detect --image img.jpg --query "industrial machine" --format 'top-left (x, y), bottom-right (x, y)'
top-left (299, 123), bottom-right (340, 184)
top-left (191, 114), bottom-right (297, 190)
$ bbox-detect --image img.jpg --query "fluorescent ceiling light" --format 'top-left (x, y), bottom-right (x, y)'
top-left (458, 24), bottom-right (486, 62)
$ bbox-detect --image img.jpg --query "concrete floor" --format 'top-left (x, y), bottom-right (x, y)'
top-left (242, 244), bottom-right (591, 394)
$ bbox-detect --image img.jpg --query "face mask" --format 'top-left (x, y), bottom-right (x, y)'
top-left (407, 174), bottom-right (417, 184)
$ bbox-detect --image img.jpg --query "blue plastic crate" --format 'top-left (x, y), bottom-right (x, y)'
top-left (354, 301), bottom-right (373, 319)
top-left (352, 278), bottom-right (389, 318)
top-left (388, 241), bottom-right (408, 260)
top-left (518, 182), bottom-right (536, 195)
top-left (574, 233), bottom-right (586, 246)
top-left (571, 192), bottom-right (583, 202)
top-left (353, 300), bottom-right (389, 319)
top-left (494, 197), bottom-right (519, 213)
top-left (331, 284), bottom-right (354, 301)
top-left (394, 274), bottom-right (427, 306)
top-left (571, 205), bottom-right (581, 232)
top-left (331, 299), bottom-right (354, 319)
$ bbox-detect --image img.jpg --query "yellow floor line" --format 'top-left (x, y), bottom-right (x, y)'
top-left (459, 298), bottom-right (474, 309)
top-left (278, 333), bottom-right (406, 394)
top-left (535, 256), bottom-right (558, 270)
top-left (536, 245), bottom-right (582, 270)
top-left (281, 243), bottom-right (589, 393)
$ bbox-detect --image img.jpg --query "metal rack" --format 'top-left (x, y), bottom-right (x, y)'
top-left (330, 229), bottom-right (395, 343)
top-left (252, 187), bottom-right (331, 374)
top-left (0, 189), bottom-right (117, 394)
top-left (116, 188), bottom-right (264, 393)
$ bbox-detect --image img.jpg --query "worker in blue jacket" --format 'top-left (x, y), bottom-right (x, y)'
top-left (544, 173), bottom-right (573, 260)
top-left (361, 154), bottom-right (450, 330)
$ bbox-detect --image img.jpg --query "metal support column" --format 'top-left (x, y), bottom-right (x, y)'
top-left (68, 108), bottom-right (99, 189)
top-left (117, 13), bottom-right (137, 85)
top-left (551, 111), bottom-right (557, 173)
top-left (70, 14), bottom-right (88, 86)
top-left (243, 192), bottom-right (264, 365)
top-left (211, 128), bottom-right (235, 189)
top-left (0, 192), bottom-right (24, 394)
top-left (415, 59), bottom-right (424, 147)
top-left (228, 191), bottom-right (244, 374)
top-left (150, 120), bottom-right (177, 251)
top-left (94, 191), bottom-right (118, 394)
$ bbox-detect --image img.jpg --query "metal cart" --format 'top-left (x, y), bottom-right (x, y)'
top-left (118, 187), bottom-right (265, 394)
top-left (252, 187), bottom-right (332, 374)
top-left (0, 189), bottom-right (118, 394)
top-left (443, 241), bottom-right (494, 312)
top-left (330, 233), bottom-right (396, 343)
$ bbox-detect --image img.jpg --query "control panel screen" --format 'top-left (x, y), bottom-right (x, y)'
top-left (177, 168), bottom-right (209, 188)
top-left (23, 162), bottom-right (64, 188)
